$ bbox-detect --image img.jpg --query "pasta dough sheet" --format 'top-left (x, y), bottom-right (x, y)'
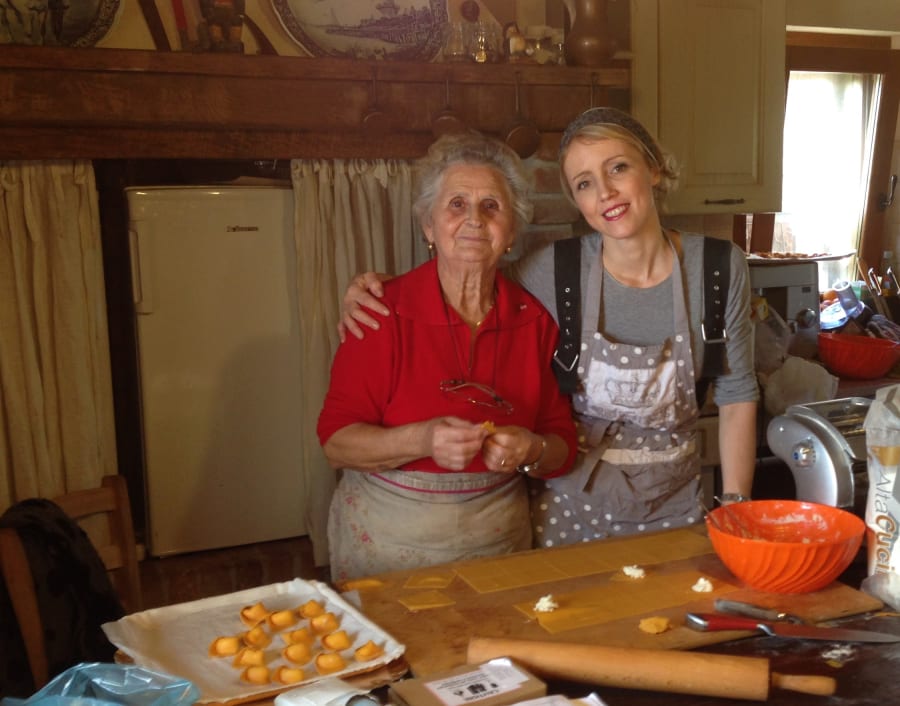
top-left (456, 529), bottom-right (713, 593)
top-left (398, 590), bottom-right (456, 611)
top-left (513, 570), bottom-right (738, 634)
top-left (403, 570), bottom-right (456, 590)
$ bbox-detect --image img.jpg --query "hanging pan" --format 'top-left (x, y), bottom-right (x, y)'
top-left (503, 72), bottom-right (540, 159)
top-left (431, 75), bottom-right (465, 138)
top-left (362, 71), bottom-right (391, 135)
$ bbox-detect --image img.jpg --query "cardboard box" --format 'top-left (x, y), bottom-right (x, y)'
top-left (389, 659), bottom-right (547, 706)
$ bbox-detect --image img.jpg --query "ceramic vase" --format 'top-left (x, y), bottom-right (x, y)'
top-left (562, 0), bottom-right (615, 67)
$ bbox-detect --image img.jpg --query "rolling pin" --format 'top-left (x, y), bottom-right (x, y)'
top-left (467, 637), bottom-right (836, 701)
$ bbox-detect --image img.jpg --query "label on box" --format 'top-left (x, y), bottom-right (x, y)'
top-left (424, 662), bottom-right (529, 706)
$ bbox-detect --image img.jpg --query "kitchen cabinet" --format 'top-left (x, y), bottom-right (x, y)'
top-left (631, 0), bottom-right (786, 214)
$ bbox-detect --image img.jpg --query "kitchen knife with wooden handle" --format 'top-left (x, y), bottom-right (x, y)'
top-left (467, 636), bottom-right (836, 700)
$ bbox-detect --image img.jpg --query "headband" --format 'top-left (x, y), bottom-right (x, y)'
top-left (558, 107), bottom-right (663, 166)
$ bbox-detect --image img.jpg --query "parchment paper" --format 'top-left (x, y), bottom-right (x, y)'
top-left (102, 579), bottom-right (405, 704)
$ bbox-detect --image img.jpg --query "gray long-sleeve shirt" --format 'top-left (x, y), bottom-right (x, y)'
top-left (509, 231), bottom-right (760, 408)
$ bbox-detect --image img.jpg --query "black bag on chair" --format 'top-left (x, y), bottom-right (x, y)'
top-left (0, 498), bottom-right (124, 698)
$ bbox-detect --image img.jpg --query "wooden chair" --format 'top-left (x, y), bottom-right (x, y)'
top-left (0, 474), bottom-right (142, 690)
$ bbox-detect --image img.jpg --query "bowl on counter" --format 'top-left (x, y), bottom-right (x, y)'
top-left (818, 331), bottom-right (900, 379)
top-left (706, 499), bottom-right (865, 594)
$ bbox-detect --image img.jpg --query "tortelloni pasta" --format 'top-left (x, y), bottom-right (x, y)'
top-left (207, 599), bottom-right (386, 687)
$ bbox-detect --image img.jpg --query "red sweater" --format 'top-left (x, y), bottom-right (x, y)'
top-left (317, 259), bottom-right (577, 476)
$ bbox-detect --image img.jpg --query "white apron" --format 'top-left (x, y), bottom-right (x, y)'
top-left (530, 237), bottom-right (703, 547)
top-left (328, 470), bottom-right (530, 583)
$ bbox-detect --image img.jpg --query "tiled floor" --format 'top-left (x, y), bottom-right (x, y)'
top-left (138, 535), bottom-right (325, 609)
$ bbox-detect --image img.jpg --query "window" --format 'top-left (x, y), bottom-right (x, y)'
top-left (755, 40), bottom-right (900, 292)
top-left (776, 70), bottom-right (881, 286)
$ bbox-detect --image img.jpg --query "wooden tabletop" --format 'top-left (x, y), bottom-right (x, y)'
top-left (344, 529), bottom-right (898, 705)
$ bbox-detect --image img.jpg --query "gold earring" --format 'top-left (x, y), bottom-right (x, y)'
top-left (505, 245), bottom-right (512, 254)
top-left (427, 241), bottom-right (434, 252)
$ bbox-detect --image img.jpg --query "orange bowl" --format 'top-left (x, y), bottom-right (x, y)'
top-left (818, 332), bottom-right (900, 379)
top-left (706, 500), bottom-right (864, 594)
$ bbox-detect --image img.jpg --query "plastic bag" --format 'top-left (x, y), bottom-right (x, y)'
top-left (862, 384), bottom-right (900, 609)
top-left (761, 355), bottom-right (838, 417)
top-left (0, 664), bottom-right (199, 706)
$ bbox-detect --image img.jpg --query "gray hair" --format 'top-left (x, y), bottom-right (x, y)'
top-left (413, 131), bottom-right (533, 236)
top-left (558, 108), bottom-right (679, 210)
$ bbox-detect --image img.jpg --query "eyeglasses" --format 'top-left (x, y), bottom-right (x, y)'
top-left (440, 379), bottom-right (514, 415)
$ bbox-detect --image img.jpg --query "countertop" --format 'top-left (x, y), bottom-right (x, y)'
top-left (348, 531), bottom-right (897, 706)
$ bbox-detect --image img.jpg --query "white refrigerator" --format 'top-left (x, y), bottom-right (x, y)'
top-left (127, 186), bottom-right (308, 556)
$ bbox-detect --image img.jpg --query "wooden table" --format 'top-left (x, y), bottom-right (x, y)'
top-left (345, 528), bottom-right (899, 705)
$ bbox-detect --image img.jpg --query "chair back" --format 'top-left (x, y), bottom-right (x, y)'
top-left (0, 474), bottom-right (141, 695)
top-left (52, 475), bottom-right (142, 614)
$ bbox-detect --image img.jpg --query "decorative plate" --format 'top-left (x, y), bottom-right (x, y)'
top-left (0, 0), bottom-right (120, 46)
top-left (271, 0), bottom-right (448, 61)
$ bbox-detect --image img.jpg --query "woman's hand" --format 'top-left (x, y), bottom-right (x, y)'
top-left (428, 417), bottom-right (492, 471)
top-left (338, 272), bottom-right (392, 342)
top-left (482, 426), bottom-right (543, 475)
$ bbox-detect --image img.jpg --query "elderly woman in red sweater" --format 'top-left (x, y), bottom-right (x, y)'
top-left (317, 132), bottom-right (577, 582)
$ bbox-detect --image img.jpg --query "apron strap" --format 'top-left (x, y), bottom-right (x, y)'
top-left (552, 237), bottom-right (582, 394)
top-left (697, 236), bottom-right (732, 403)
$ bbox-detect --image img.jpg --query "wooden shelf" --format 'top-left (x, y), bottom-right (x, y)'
top-left (1, 46), bottom-right (630, 159)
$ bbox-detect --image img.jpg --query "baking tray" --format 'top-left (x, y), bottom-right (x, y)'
top-left (102, 579), bottom-right (405, 704)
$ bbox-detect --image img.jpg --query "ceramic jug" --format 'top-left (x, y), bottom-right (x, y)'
top-left (562, 0), bottom-right (615, 66)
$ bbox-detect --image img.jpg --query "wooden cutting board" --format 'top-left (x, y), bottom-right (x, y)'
top-left (346, 527), bottom-right (882, 677)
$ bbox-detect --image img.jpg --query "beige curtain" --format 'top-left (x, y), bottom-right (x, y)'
top-left (0, 161), bottom-right (117, 511)
top-left (290, 158), bottom-right (425, 566)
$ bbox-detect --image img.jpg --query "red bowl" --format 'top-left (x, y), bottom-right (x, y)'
top-left (706, 500), bottom-right (864, 593)
top-left (818, 332), bottom-right (900, 379)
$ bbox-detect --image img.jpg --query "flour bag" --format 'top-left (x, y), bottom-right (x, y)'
top-left (862, 384), bottom-right (900, 608)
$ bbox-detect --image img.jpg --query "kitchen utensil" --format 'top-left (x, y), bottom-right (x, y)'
top-left (503, 72), bottom-right (540, 159)
top-left (431, 76), bottom-right (465, 138)
top-left (686, 612), bottom-right (900, 643)
top-left (363, 72), bottom-right (390, 135)
top-left (467, 636), bottom-right (836, 700)
top-left (705, 499), bottom-right (865, 593)
top-left (714, 598), bottom-right (805, 624)
top-left (767, 396), bottom-right (870, 510)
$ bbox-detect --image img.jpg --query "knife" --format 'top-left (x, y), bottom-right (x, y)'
top-left (713, 598), bottom-right (805, 624)
top-left (686, 612), bottom-right (900, 643)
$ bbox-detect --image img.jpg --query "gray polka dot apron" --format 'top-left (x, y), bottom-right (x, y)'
top-left (531, 238), bottom-right (703, 547)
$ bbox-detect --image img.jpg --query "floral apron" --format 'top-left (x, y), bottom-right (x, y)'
top-left (328, 470), bottom-right (530, 582)
top-left (530, 238), bottom-right (703, 547)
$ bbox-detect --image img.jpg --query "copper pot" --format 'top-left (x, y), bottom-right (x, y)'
top-left (431, 77), bottom-right (465, 138)
top-left (503, 72), bottom-right (540, 159)
top-left (362, 73), bottom-right (390, 135)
